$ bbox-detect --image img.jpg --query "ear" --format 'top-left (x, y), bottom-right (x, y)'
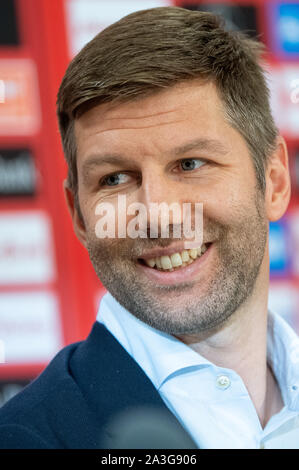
top-left (63, 179), bottom-right (87, 247)
top-left (265, 136), bottom-right (291, 222)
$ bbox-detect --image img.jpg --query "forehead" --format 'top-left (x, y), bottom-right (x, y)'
top-left (74, 80), bottom-right (242, 162)
top-left (75, 81), bottom-right (221, 129)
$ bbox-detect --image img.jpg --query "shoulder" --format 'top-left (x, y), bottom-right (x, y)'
top-left (0, 322), bottom-right (113, 449)
top-left (0, 423), bottom-right (55, 449)
top-left (0, 340), bottom-right (81, 448)
top-left (0, 321), bottom-right (163, 448)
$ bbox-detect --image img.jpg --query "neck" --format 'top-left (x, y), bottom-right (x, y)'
top-left (175, 262), bottom-right (284, 428)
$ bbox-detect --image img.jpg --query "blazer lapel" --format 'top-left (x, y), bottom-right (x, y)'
top-left (69, 321), bottom-right (197, 448)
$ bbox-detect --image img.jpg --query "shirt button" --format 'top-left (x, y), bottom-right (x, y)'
top-left (216, 375), bottom-right (231, 390)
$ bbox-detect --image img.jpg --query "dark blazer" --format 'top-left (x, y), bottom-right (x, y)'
top-left (0, 321), bottom-right (197, 449)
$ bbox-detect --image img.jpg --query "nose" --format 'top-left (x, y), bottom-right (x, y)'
top-left (135, 165), bottom-right (184, 238)
top-left (139, 165), bottom-right (180, 205)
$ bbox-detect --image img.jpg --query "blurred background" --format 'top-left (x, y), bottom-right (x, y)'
top-left (0, 0), bottom-right (298, 407)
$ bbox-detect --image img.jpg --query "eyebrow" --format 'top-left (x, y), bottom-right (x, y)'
top-left (173, 138), bottom-right (228, 156)
top-left (81, 137), bottom-right (229, 179)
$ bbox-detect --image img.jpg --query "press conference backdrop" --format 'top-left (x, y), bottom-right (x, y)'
top-left (0, 0), bottom-right (299, 407)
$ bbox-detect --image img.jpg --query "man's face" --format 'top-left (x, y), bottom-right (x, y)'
top-left (74, 81), bottom-right (268, 335)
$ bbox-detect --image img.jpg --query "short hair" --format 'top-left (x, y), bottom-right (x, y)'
top-left (57, 6), bottom-right (278, 215)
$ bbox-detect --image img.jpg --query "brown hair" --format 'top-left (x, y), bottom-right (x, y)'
top-left (57, 6), bottom-right (278, 215)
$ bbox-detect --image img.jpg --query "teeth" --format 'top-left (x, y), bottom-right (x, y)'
top-left (145, 258), bottom-right (156, 268)
top-left (160, 256), bottom-right (172, 270)
top-left (181, 250), bottom-right (190, 262)
top-left (143, 243), bottom-right (209, 271)
top-left (189, 249), bottom-right (198, 259)
top-left (170, 253), bottom-right (183, 267)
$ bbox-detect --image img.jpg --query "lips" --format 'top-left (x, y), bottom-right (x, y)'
top-left (139, 243), bottom-right (210, 271)
top-left (136, 242), bottom-right (213, 285)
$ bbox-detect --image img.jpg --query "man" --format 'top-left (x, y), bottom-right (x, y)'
top-left (0, 6), bottom-right (298, 449)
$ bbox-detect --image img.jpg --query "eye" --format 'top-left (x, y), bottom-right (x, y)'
top-left (101, 173), bottom-right (131, 187)
top-left (180, 159), bottom-right (205, 171)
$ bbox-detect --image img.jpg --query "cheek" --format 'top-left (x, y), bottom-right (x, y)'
top-left (86, 235), bottom-right (125, 268)
top-left (201, 179), bottom-right (257, 228)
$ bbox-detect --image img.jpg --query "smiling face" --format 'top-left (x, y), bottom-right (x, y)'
top-left (71, 80), bottom-right (270, 335)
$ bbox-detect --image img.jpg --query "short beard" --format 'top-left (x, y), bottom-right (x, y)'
top-left (86, 189), bottom-right (268, 336)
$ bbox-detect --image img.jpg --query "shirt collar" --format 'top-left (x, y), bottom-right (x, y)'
top-left (96, 292), bottom-right (299, 406)
top-left (96, 292), bottom-right (212, 389)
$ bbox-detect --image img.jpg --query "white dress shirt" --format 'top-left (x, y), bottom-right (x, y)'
top-left (96, 292), bottom-right (299, 449)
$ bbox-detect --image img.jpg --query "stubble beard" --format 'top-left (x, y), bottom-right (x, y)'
top-left (85, 190), bottom-right (268, 336)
